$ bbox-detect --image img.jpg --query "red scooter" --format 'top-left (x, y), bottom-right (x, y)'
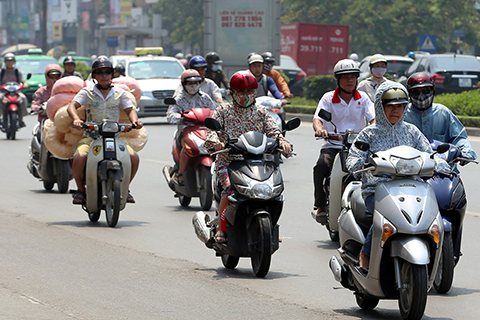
top-left (162, 99), bottom-right (214, 211)
top-left (0, 82), bottom-right (24, 140)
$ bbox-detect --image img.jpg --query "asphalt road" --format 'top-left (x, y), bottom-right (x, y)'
top-left (1, 114), bottom-right (480, 319)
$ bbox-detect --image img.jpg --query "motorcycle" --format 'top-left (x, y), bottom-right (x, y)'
top-left (27, 103), bottom-right (72, 193)
top-left (80, 120), bottom-right (135, 228)
top-left (329, 141), bottom-right (448, 320)
top-left (162, 98), bottom-right (215, 211)
top-left (313, 109), bottom-right (359, 241)
top-left (256, 96), bottom-right (286, 134)
top-left (0, 81), bottom-right (24, 140)
top-left (192, 116), bottom-right (301, 278)
top-left (424, 141), bottom-right (478, 294)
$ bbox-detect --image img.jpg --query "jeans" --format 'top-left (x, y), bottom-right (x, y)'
top-left (361, 194), bottom-right (375, 256)
top-left (313, 148), bottom-right (340, 208)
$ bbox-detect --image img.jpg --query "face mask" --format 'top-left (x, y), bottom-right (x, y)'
top-left (212, 64), bottom-right (220, 72)
top-left (185, 84), bottom-right (200, 95)
top-left (411, 92), bottom-right (434, 110)
top-left (371, 67), bottom-right (387, 78)
top-left (263, 63), bottom-right (273, 71)
top-left (233, 92), bottom-right (256, 108)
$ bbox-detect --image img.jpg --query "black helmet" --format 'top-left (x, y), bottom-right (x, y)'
top-left (92, 56), bottom-right (113, 73)
top-left (261, 52), bottom-right (275, 64)
top-left (114, 63), bottom-right (125, 75)
top-left (205, 52), bottom-right (222, 64)
top-left (63, 56), bottom-right (76, 65)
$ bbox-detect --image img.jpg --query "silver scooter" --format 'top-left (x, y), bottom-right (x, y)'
top-left (329, 141), bottom-right (448, 320)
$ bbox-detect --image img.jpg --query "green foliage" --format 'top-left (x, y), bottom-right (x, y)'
top-left (73, 62), bottom-right (90, 80)
top-left (303, 75), bottom-right (337, 100)
top-left (434, 89), bottom-right (480, 117)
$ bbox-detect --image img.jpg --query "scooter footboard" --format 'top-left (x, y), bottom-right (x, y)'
top-left (390, 237), bottom-right (430, 265)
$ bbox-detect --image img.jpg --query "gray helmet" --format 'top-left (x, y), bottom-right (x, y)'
top-left (333, 59), bottom-right (360, 80)
top-left (369, 54), bottom-right (388, 67)
top-left (63, 56), bottom-right (76, 65)
top-left (4, 53), bottom-right (15, 61)
top-left (92, 56), bottom-right (113, 73)
top-left (261, 52), bottom-right (275, 64)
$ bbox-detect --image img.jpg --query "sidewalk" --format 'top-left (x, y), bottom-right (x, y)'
top-left (286, 113), bottom-right (480, 137)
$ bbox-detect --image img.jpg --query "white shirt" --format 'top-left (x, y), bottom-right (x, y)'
top-left (313, 88), bottom-right (375, 149)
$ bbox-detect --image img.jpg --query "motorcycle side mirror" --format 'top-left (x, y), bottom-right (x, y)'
top-left (164, 97), bottom-right (176, 105)
top-left (285, 117), bottom-right (301, 131)
top-left (318, 109), bottom-right (331, 122)
top-left (355, 141), bottom-right (370, 152)
top-left (26, 73), bottom-right (32, 80)
top-left (204, 117), bottom-right (221, 131)
top-left (436, 143), bottom-right (450, 154)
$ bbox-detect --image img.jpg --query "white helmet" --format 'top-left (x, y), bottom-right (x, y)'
top-left (369, 54), bottom-right (388, 66)
top-left (333, 59), bottom-right (360, 80)
top-left (349, 53), bottom-right (359, 61)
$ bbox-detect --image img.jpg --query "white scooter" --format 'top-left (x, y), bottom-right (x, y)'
top-left (81, 120), bottom-right (134, 227)
top-left (329, 141), bottom-right (448, 320)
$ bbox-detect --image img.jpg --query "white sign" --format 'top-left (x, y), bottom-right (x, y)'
top-left (421, 36), bottom-right (435, 50)
top-left (61, 0), bottom-right (77, 23)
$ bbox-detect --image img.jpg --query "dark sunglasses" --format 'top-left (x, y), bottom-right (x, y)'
top-left (410, 87), bottom-right (432, 97)
top-left (94, 69), bottom-right (112, 75)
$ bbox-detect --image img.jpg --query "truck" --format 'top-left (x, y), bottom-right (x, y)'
top-left (204, 0), bottom-right (281, 79)
top-left (281, 23), bottom-right (349, 76)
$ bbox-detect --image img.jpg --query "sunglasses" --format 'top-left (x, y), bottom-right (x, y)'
top-left (94, 70), bottom-right (112, 75)
top-left (410, 87), bottom-right (432, 97)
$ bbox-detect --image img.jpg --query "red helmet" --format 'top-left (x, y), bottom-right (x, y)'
top-left (181, 69), bottom-right (201, 83)
top-left (230, 71), bottom-right (258, 91)
top-left (406, 72), bottom-right (435, 91)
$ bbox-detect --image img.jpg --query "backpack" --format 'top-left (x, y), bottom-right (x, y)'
top-left (0, 68), bottom-right (20, 84)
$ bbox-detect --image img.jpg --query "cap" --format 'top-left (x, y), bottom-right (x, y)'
top-left (248, 54), bottom-right (264, 65)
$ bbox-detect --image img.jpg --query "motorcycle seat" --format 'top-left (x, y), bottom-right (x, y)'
top-left (351, 188), bottom-right (373, 231)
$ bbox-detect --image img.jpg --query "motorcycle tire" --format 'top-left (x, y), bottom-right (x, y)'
top-left (7, 112), bottom-right (17, 140)
top-left (398, 260), bottom-right (427, 320)
top-left (250, 213), bottom-right (272, 278)
top-left (179, 195), bottom-right (191, 207)
top-left (105, 171), bottom-right (121, 228)
top-left (434, 232), bottom-right (454, 294)
top-left (221, 254), bottom-right (240, 269)
top-left (199, 165), bottom-right (213, 211)
top-left (56, 160), bottom-right (70, 194)
top-left (355, 293), bottom-right (379, 311)
top-left (43, 180), bottom-right (54, 191)
top-left (88, 210), bottom-right (101, 222)
top-left (327, 225), bottom-right (339, 242)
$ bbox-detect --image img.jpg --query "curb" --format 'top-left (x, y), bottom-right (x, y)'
top-left (286, 112), bottom-right (480, 137)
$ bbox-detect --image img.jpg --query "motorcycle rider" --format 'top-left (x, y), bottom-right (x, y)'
top-left (30, 64), bottom-right (62, 116)
top-left (349, 52), bottom-right (360, 66)
top-left (205, 52), bottom-right (229, 89)
top-left (67, 56), bottom-right (143, 205)
top-left (347, 81), bottom-right (449, 268)
top-left (0, 53), bottom-right (28, 128)
top-left (62, 56), bottom-right (83, 79)
top-left (312, 59), bottom-right (375, 225)
top-left (261, 52), bottom-right (293, 98)
top-left (174, 55), bottom-right (224, 104)
top-left (357, 54), bottom-right (388, 102)
top-left (247, 54), bottom-right (287, 106)
top-left (167, 69), bottom-right (216, 183)
top-left (404, 72), bottom-right (477, 167)
top-left (113, 63), bottom-right (125, 78)
top-left (204, 71), bottom-right (293, 243)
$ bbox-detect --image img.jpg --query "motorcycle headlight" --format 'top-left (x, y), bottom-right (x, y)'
top-left (236, 176), bottom-right (283, 200)
top-left (102, 121), bottom-right (119, 133)
top-left (188, 132), bottom-right (208, 155)
top-left (390, 155), bottom-right (423, 175)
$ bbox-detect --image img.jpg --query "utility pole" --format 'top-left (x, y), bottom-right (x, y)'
top-left (41, 0), bottom-right (48, 52)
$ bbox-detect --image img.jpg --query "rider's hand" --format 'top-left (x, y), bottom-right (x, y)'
top-left (285, 93), bottom-right (294, 99)
top-left (30, 104), bottom-right (40, 113)
top-left (132, 119), bottom-right (143, 129)
top-left (281, 142), bottom-right (293, 156)
top-left (72, 119), bottom-right (84, 129)
top-left (315, 129), bottom-right (328, 139)
top-left (281, 99), bottom-right (289, 106)
top-left (213, 142), bottom-right (225, 151)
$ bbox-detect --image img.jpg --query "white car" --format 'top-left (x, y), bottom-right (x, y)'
top-left (125, 56), bottom-right (185, 117)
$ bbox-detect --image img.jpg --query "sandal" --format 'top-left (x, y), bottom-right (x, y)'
top-left (127, 191), bottom-right (135, 203)
top-left (214, 231), bottom-right (228, 243)
top-left (72, 191), bottom-right (85, 205)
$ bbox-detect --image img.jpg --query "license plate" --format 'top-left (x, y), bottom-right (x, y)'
top-left (459, 78), bottom-right (472, 87)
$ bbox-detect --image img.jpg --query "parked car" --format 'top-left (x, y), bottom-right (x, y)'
top-left (274, 54), bottom-right (307, 97)
top-left (399, 53), bottom-right (480, 94)
top-left (358, 55), bottom-right (414, 82)
top-left (15, 48), bottom-right (58, 104)
top-left (125, 55), bottom-right (185, 117)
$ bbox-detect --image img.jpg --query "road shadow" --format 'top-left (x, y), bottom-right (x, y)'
top-left (48, 219), bottom-right (149, 229)
top-left (195, 266), bottom-right (302, 280)
top-left (332, 307), bottom-right (452, 320)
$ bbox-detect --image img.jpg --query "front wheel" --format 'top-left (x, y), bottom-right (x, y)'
top-left (105, 171), bottom-right (121, 228)
top-left (434, 232), bottom-right (454, 294)
top-left (179, 195), bottom-right (191, 207)
top-left (398, 261), bottom-right (427, 320)
top-left (199, 165), bottom-right (213, 211)
top-left (56, 160), bottom-right (70, 193)
top-left (221, 254), bottom-right (239, 269)
top-left (356, 293), bottom-right (379, 311)
top-left (43, 180), bottom-right (54, 191)
top-left (6, 111), bottom-right (18, 140)
top-left (250, 213), bottom-right (272, 278)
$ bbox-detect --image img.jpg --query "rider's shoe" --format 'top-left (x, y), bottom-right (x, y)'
top-left (311, 207), bottom-right (328, 225)
top-left (19, 120), bottom-right (26, 128)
